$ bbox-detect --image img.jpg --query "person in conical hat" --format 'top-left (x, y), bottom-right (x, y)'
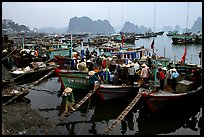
top-left (171, 68), bottom-right (179, 92)
top-left (172, 68), bottom-right (177, 72)
top-left (63, 87), bottom-right (75, 114)
top-left (64, 87), bottom-right (73, 93)
top-left (88, 70), bottom-right (100, 91)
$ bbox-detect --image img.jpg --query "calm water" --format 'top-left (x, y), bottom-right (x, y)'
top-left (25, 76), bottom-right (202, 135)
top-left (25, 34), bottom-right (202, 135)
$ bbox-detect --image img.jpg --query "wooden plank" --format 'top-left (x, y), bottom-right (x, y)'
top-left (56, 84), bottom-right (100, 126)
top-left (103, 93), bottom-right (142, 135)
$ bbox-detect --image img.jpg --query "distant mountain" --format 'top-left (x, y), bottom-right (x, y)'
top-left (191, 17), bottom-right (202, 33)
top-left (38, 27), bottom-right (67, 34)
top-left (2, 19), bottom-right (30, 34)
top-left (67, 16), bottom-right (115, 34)
top-left (162, 26), bottom-right (173, 32)
top-left (121, 21), bottom-right (138, 33)
top-left (120, 21), bottom-right (149, 33)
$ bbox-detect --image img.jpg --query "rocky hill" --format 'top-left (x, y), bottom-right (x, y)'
top-left (67, 16), bottom-right (115, 34)
top-left (191, 17), bottom-right (202, 33)
top-left (2, 19), bottom-right (30, 34)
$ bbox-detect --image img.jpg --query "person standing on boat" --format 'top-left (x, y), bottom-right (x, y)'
top-left (88, 70), bottom-right (100, 91)
top-left (166, 65), bottom-right (172, 85)
top-left (140, 63), bottom-right (149, 87)
top-left (171, 68), bottom-right (179, 92)
top-left (133, 59), bottom-right (140, 81)
top-left (162, 67), bottom-right (168, 87)
top-left (158, 68), bottom-right (165, 90)
top-left (128, 62), bottom-right (135, 86)
top-left (140, 63), bottom-right (149, 86)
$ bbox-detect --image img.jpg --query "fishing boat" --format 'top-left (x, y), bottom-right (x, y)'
top-left (10, 61), bottom-right (58, 85)
top-left (138, 65), bottom-right (202, 113)
top-left (95, 82), bottom-right (140, 101)
top-left (55, 67), bottom-right (140, 101)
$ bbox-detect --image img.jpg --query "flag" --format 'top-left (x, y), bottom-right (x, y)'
top-left (181, 46), bottom-right (187, 65)
top-left (122, 35), bottom-right (125, 45)
top-left (181, 46), bottom-right (187, 61)
top-left (151, 39), bottom-right (154, 49)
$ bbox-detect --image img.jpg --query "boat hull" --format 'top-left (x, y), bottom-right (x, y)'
top-left (139, 86), bottom-right (202, 113)
top-left (96, 84), bottom-right (139, 101)
top-left (55, 68), bottom-right (90, 90)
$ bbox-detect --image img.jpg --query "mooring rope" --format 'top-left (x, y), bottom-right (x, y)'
top-left (78, 97), bottom-right (92, 135)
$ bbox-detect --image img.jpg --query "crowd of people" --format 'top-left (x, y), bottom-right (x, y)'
top-left (67, 48), bottom-right (183, 92)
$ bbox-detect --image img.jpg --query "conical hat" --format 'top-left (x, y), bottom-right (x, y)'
top-left (121, 64), bottom-right (126, 67)
top-left (88, 71), bottom-right (95, 76)
top-left (162, 67), bottom-right (167, 71)
top-left (172, 68), bottom-right (177, 71)
top-left (64, 87), bottom-right (73, 93)
top-left (141, 63), bottom-right (146, 67)
top-left (126, 64), bottom-right (130, 67)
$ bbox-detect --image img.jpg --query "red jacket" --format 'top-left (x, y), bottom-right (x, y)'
top-left (159, 71), bottom-right (165, 80)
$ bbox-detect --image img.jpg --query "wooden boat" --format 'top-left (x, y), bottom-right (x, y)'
top-left (55, 67), bottom-right (140, 101)
top-left (138, 66), bottom-right (202, 113)
top-left (12, 49), bottom-right (50, 68)
top-left (10, 62), bottom-right (58, 85)
top-left (166, 31), bottom-right (178, 36)
top-left (139, 84), bottom-right (202, 113)
top-left (55, 68), bottom-right (90, 90)
top-left (54, 55), bottom-right (72, 69)
top-left (95, 83), bottom-right (140, 101)
top-left (2, 88), bottom-right (29, 103)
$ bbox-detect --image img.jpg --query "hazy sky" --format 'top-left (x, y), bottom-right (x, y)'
top-left (2, 2), bottom-right (202, 31)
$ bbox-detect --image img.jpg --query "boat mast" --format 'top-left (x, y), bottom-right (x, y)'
top-left (22, 32), bottom-right (25, 49)
top-left (153, 2), bottom-right (156, 34)
top-left (153, 2), bottom-right (157, 90)
top-left (186, 2), bottom-right (189, 34)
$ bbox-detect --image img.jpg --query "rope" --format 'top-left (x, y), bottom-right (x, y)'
top-left (78, 97), bottom-right (92, 135)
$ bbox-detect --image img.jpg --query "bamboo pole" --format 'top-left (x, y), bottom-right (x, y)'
top-left (103, 93), bottom-right (142, 135)
top-left (3, 69), bottom-right (55, 106)
top-left (56, 84), bottom-right (100, 126)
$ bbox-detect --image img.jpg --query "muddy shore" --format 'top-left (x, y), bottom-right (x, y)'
top-left (2, 65), bottom-right (63, 135)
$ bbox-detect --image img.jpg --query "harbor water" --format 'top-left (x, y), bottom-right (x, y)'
top-left (25, 76), bottom-right (202, 135)
top-left (23, 35), bottom-right (202, 135)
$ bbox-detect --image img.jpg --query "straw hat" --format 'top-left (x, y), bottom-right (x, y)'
top-left (64, 87), bottom-right (73, 93)
top-left (126, 64), bottom-right (130, 67)
top-left (121, 63), bottom-right (126, 67)
top-left (86, 59), bottom-right (92, 63)
top-left (141, 63), bottom-right (146, 67)
top-left (112, 55), bottom-right (117, 58)
top-left (129, 62), bottom-right (134, 67)
top-left (102, 57), bottom-right (106, 60)
top-left (162, 67), bottom-right (167, 71)
top-left (158, 63), bottom-right (162, 66)
top-left (88, 70), bottom-right (95, 76)
top-left (172, 68), bottom-right (177, 72)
